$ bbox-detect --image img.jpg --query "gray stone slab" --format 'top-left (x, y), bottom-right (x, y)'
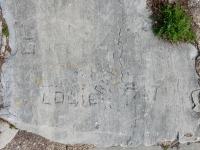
top-left (0, 0), bottom-right (200, 147)
top-left (179, 143), bottom-right (200, 150)
top-left (92, 145), bottom-right (162, 150)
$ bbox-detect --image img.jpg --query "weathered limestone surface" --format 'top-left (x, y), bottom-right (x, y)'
top-left (0, 0), bottom-right (200, 147)
top-left (92, 145), bottom-right (163, 150)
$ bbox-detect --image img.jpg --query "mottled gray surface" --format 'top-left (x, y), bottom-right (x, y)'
top-left (92, 143), bottom-right (200, 150)
top-left (0, 0), bottom-right (200, 147)
top-left (178, 143), bottom-right (200, 150)
top-left (92, 145), bottom-right (163, 150)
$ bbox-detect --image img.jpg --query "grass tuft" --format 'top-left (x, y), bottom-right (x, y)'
top-left (2, 23), bottom-right (9, 37)
top-left (150, 2), bottom-right (196, 43)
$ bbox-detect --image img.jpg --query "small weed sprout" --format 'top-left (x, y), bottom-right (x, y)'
top-left (162, 146), bottom-right (169, 150)
top-left (150, 2), bottom-right (196, 43)
top-left (9, 124), bottom-right (16, 129)
top-left (2, 23), bottom-right (9, 37)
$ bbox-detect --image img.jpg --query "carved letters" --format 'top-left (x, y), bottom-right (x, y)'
top-left (55, 92), bottom-right (64, 103)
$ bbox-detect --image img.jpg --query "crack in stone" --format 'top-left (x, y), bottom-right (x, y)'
top-left (118, 0), bottom-right (125, 83)
top-left (118, 0), bottom-right (124, 46)
top-left (118, 21), bottom-right (124, 46)
top-left (176, 132), bottom-right (179, 141)
top-left (8, 111), bottom-right (18, 119)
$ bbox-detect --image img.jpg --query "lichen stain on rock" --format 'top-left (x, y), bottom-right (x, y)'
top-left (13, 100), bottom-right (20, 105)
top-left (111, 80), bottom-right (116, 84)
top-left (35, 78), bottom-right (40, 86)
top-left (73, 62), bottom-right (78, 66)
top-left (111, 68), bottom-right (117, 76)
top-left (86, 62), bottom-right (92, 67)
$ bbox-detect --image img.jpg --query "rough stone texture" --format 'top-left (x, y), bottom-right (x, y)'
top-left (0, 0), bottom-right (200, 147)
top-left (195, 56), bottom-right (200, 76)
top-left (190, 5), bottom-right (200, 27)
top-left (178, 143), bottom-right (200, 150)
top-left (92, 143), bottom-right (200, 150)
top-left (92, 145), bottom-right (163, 150)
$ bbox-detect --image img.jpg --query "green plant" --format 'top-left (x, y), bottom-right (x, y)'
top-left (0, 118), bottom-right (17, 129)
top-left (162, 146), bottom-right (169, 150)
top-left (150, 2), bottom-right (196, 43)
top-left (2, 23), bottom-right (9, 37)
top-left (9, 124), bottom-right (16, 129)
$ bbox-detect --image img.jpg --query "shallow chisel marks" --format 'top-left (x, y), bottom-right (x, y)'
top-left (153, 87), bottom-right (157, 101)
top-left (55, 92), bottom-right (64, 103)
